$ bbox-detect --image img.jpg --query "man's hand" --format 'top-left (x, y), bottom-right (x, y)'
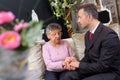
top-left (62, 57), bottom-right (79, 70)
top-left (69, 60), bottom-right (80, 68)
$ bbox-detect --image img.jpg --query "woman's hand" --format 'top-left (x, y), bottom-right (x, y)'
top-left (69, 60), bottom-right (80, 68)
top-left (62, 57), bottom-right (78, 70)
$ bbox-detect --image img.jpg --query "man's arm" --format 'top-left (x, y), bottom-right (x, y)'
top-left (70, 32), bottom-right (120, 74)
top-left (80, 33), bottom-right (119, 74)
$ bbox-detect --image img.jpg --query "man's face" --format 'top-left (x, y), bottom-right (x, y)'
top-left (77, 9), bottom-right (89, 29)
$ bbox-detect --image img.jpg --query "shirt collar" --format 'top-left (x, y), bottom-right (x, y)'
top-left (91, 22), bottom-right (100, 34)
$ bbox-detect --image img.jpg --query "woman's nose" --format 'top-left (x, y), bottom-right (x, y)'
top-left (56, 34), bottom-right (59, 37)
top-left (55, 33), bottom-right (61, 37)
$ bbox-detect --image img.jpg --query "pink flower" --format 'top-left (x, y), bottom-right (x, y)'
top-left (0, 11), bottom-right (15, 24)
top-left (14, 22), bottom-right (29, 31)
top-left (0, 31), bottom-right (21, 50)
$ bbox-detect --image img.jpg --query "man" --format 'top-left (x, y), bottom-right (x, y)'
top-left (63, 3), bottom-right (120, 80)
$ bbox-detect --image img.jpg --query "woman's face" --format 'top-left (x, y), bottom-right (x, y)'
top-left (47, 29), bottom-right (62, 44)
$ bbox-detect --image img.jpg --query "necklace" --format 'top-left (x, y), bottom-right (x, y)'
top-left (50, 41), bottom-right (61, 55)
top-left (56, 50), bottom-right (59, 55)
top-left (54, 47), bottom-right (59, 55)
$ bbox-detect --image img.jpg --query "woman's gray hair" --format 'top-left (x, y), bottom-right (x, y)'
top-left (46, 23), bottom-right (62, 35)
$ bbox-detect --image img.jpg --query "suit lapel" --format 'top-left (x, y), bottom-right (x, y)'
top-left (86, 23), bottom-right (103, 50)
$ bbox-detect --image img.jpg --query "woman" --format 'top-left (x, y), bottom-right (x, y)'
top-left (42, 23), bottom-right (76, 80)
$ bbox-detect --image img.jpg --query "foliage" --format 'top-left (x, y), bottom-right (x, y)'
top-left (48, 0), bottom-right (84, 24)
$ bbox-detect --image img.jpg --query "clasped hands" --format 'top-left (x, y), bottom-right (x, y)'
top-left (62, 57), bottom-right (80, 70)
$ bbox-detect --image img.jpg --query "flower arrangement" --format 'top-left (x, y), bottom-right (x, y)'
top-left (0, 11), bottom-right (43, 50)
top-left (49, 0), bottom-right (84, 35)
top-left (48, 0), bottom-right (84, 24)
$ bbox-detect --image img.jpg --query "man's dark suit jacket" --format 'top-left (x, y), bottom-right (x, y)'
top-left (79, 23), bottom-right (120, 77)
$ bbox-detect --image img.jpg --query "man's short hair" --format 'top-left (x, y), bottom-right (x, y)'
top-left (77, 3), bottom-right (98, 19)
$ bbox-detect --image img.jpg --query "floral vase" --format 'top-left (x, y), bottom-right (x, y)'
top-left (0, 47), bottom-right (28, 80)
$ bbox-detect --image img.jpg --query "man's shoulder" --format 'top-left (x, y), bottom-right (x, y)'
top-left (100, 24), bottom-right (119, 41)
top-left (100, 23), bottom-right (117, 35)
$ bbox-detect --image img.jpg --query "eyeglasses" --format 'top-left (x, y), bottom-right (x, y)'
top-left (50, 32), bottom-right (62, 37)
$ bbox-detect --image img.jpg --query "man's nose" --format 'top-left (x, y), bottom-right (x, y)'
top-left (78, 17), bottom-right (82, 21)
top-left (77, 18), bottom-right (80, 23)
top-left (77, 19), bottom-right (80, 24)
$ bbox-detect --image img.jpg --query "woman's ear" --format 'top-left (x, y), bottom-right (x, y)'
top-left (47, 34), bottom-right (50, 39)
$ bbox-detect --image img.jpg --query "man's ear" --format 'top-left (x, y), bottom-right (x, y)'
top-left (87, 14), bottom-right (93, 22)
top-left (89, 14), bottom-right (93, 20)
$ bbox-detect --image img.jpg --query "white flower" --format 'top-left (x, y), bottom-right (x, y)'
top-left (62, 3), bottom-right (67, 8)
top-left (54, 0), bottom-right (58, 3)
top-left (51, 2), bottom-right (56, 7)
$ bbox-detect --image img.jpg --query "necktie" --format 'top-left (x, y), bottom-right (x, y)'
top-left (89, 32), bottom-right (93, 40)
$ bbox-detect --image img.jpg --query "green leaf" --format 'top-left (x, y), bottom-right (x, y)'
top-left (21, 21), bottom-right (43, 47)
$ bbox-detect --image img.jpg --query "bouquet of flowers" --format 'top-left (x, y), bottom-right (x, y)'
top-left (0, 11), bottom-right (43, 80)
top-left (0, 11), bottom-right (43, 51)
